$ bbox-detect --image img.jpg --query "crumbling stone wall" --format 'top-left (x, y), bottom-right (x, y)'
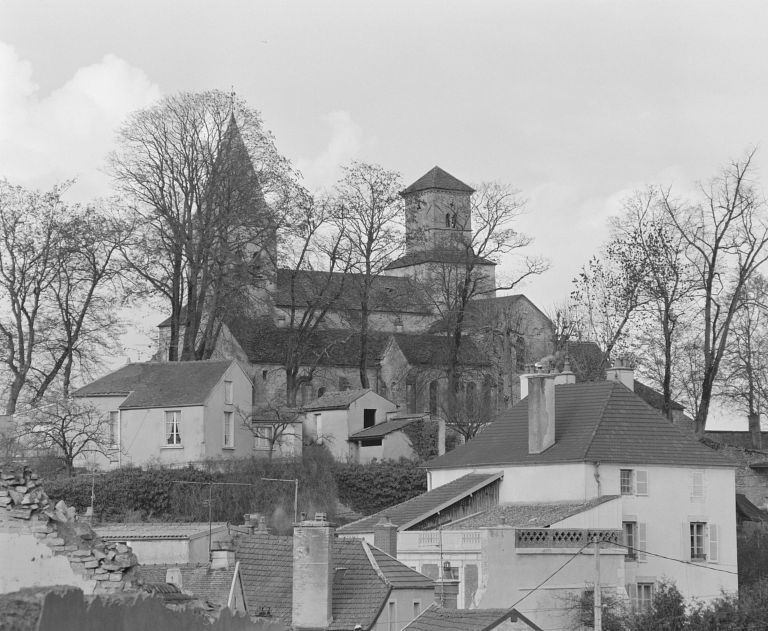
top-left (0, 465), bottom-right (138, 594)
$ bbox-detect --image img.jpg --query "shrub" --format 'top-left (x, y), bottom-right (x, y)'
top-left (334, 458), bottom-right (427, 515)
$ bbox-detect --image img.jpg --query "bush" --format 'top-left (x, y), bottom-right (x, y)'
top-left (334, 458), bottom-right (427, 515)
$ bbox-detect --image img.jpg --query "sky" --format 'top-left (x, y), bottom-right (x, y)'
top-left (2, 1), bottom-right (768, 425)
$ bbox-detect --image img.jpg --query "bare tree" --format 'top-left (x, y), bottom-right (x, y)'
top-left (110, 90), bottom-right (296, 361)
top-left (720, 275), bottom-right (768, 448)
top-left (241, 400), bottom-right (300, 461)
top-left (278, 193), bottom-right (352, 406)
top-left (333, 162), bottom-right (404, 388)
top-left (0, 183), bottom-right (128, 414)
top-left (22, 395), bottom-right (115, 476)
top-left (665, 150), bottom-right (768, 434)
top-left (425, 182), bottom-right (548, 409)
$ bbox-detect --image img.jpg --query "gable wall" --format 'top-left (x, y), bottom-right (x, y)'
top-left (119, 405), bottom-right (206, 467)
top-left (202, 363), bottom-right (254, 459)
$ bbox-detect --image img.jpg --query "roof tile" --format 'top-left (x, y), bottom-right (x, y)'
top-left (401, 167), bottom-right (474, 195)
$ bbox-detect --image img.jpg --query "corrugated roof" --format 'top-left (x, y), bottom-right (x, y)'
top-left (444, 496), bottom-right (620, 529)
top-left (73, 361), bottom-right (233, 409)
top-left (349, 417), bottom-right (419, 440)
top-left (303, 389), bottom-right (376, 412)
top-left (427, 381), bottom-right (735, 470)
top-left (138, 563), bottom-right (236, 606)
top-left (234, 532), bottom-right (432, 630)
top-left (401, 167), bottom-right (475, 195)
top-left (337, 472), bottom-right (503, 535)
top-left (95, 522), bottom-right (228, 540)
top-left (403, 604), bottom-right (542, 631)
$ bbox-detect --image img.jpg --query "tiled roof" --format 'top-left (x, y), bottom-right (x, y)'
top-left (444, 496), bottom-right (620, 529)
top-left (403, 604), bottom-right (542, 631)
top-left (401, 167), bottom-right (475, 195)
top-left (73, 361), bottom-right (233, 409)
top-left (234, 532), bottom-right (433, 630)
top-left (274, 269), bottom-right (432, 314)
top-left (95, 522), bottom-right (228, 540)
top-left (303, 389), bottom-right (376, 412)
top-left (385, 249), bottom-right (495, 271)
top-left (138, 563), bottom-right (236, 606)
top-left (393, 333), bottom-right (491, 368)
top-left (633, 380), bottom-right (685, 412)
top-left (337, 472), bottom-right (503, 535)
top-left (349, 417), bottom-right (419, 440)
top-left (427, 381), bottom-right (736, 470)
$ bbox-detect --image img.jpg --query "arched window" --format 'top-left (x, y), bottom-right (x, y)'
top-left (445, 213), bottom-right (451, 228)
top-left (317, 387), bottom-right (326, 398)
top-left (429, 380), bottom-right (439, 416)
top-left (466, 382), bottom-right (477, 416)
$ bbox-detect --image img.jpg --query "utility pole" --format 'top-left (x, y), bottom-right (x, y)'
top-left (593, 536), bottom-right (602, 631)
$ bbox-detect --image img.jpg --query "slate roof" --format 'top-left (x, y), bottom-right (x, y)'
top-left (73, 361), bottom-right (233, 409)
top-left (385, 249), bottom-right (495, 271)
top-left (234, 532), bottom-right (433, 630)
top-left (401, 167), bottom-right (475, 195)
top-left (95, 522), bottom-right (228, 540)
top-left (138, 563), bottom-right (236, 607)
top-left (349, 417), bottom-right (420, 440)
top-left (427, 381), bottom-right (735, 470)
top-left (337, 472), bottom-right (503, 535)
top-left (274, 269), bottom-right (432, 314)
top-left (302, 389), bottom-right (378, 412)
top-left (393, 333), bottom-right (491, 367)
top-left (403, 604), bottom-right (543, 631)
top-left (444, 496), bottom-right (620, 529)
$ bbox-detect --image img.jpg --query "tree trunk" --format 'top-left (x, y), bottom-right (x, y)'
top-left (749, 412), bottom-right (762, 450)
top-left (359, 300), bottom-right (370, 389)
top-left (5, 376), bottom-right (23, 415)
top-left (286, 371), bottom-right (298, 407)
top-left (694, 380), bottom-right (714, 436)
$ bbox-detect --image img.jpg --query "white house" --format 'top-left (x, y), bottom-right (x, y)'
top-left (73, 360), bottom-right (267, 467)
top-left (340, 367), bottom-right (738, 628)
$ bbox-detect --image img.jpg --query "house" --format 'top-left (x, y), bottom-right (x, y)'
top-left (341, 365), bottom-right (738, 627)
top-left (93, 522), bottom-right (230, 564)
top-left (73, 360), bottom-right (259, 467)
top-left (138, 536), bottom-right (248, 615)
top-left (402, 604), bottom-right (543, 631)
top-left (301, 389), bottom-right (400, 462)
top-left (233, 513), bottom-right (436, 630)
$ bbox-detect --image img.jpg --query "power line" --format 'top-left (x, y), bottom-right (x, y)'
top-left (616, 540), bottom-right (739, 575)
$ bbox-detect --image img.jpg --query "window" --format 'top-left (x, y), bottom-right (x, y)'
top-left (388, 601), bottom-right (396, 631)
top-left (364, 409), bottom-right (376, 429)
top-left (445, 213), bottom-right (451, 227)
top-left (317, 387), bottom-right (326, 398)
top-left (691, 470), bottom-right (705, 502)
top-left (623, 521), bottom-right (637, 559)
top-left (224, 380), bottom-right (233, 405)
top-left (261, 369), bottom-right (268, 381)
top-left (412, 601), bottom-right (421, 618)
top-left (165, 411), bottom-right (181, 446)
top-left (429, 380), bottom-right (439, 416)
top-left (223, 411), bottom-right (234, 448)
top-left (690, 522), bottom-right (706, 560)
top-left (620, 469), bottom-right (633, 494)
top-left (108, 411), bottom-right (118, 447)
top-left (361, 438), bottom-right (382, 447)
top-left (637, 583), bottom-right (654, 611)
top-left (254, 424), bottom-right (274, 450)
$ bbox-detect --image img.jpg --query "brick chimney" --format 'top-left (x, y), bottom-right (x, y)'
top-left (210, 535), bottom-right (235, 570)
top-left (606, 357), bottom-right (634, 391)
top-left (292, 512), bottom-right (335, 630)
top-left (434, 578), bottom-right (460, 609)
top-left (528, 371), bottom-right (556, 454)
top-left (374, 516), bottom-right (398, 557)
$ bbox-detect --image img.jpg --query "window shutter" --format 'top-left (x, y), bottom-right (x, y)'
top-left (636, 470), bottom-right (648, 495)
top-left (681, 522), bottom-right (690, 561)
top-left (690, 470), bottom-right (705, 502)
top-left (709, 524), bottom-right (719, 563)
top-left (637, 523), bottom-right (647, 562)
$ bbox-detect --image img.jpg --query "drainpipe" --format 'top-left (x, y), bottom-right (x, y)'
top-left (593, 461), bottom-right (601, 496)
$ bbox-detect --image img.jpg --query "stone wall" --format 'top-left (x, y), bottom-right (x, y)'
top-left (701, 440), bottom-right (768, 510)
top-left (0, 465), bottom-right (138, 595)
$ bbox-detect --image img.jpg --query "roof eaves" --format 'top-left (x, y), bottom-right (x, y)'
top-left (400, 471), bottom-right (504, 530)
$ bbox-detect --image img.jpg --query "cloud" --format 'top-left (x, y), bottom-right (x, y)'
top-left (0, 42), bottom-right (161, 200)
top-left (296, 110), bottom-right (362, 191)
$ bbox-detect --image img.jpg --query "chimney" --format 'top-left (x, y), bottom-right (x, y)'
top-left (606, 357), bottom-right (634, 391)
top-left (374, 516), bottom-right (398, 557)
top-left (210, 535), bottom-right (235, 569)
top-left (528, 372), bottom-right (556, 454)
top-left (434, 578), bottom-right (460, 609)
top-left (292, 512), bottom-right (335, 630)
top-left (553, 358), bottom-right (576, 386)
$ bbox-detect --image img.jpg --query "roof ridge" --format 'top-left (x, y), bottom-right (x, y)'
top-left (581, 381), bottom-right (617, 460)
top-left (360, 539), bottom-right (390, 587)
